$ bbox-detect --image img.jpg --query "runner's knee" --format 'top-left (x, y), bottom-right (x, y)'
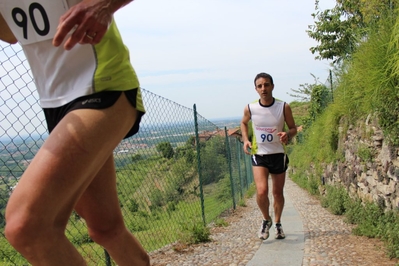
top-left (272, 191), bottom-right (284, 202)
top-left (87, 220), bottom-right (125, 246)
top-left (5, 215), bottom-right (60, 252)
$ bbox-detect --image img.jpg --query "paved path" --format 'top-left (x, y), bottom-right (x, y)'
top-left (150, 177), bottom-right (399, 266)
top-left (246, 185), bottom-right (304, 266)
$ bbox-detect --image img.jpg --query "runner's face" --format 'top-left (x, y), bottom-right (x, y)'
top-left (255, 77), bottom-right (274, 99)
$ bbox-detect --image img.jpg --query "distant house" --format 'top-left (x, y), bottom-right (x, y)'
top-left (196, 127), bottom-right (242, 144)
top-left (216, 127), bottom-right (242, 140)
top-left (197, 130), bottom-right (219, 142)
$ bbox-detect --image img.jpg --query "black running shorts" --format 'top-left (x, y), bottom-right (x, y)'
top-left (251, 153), bottom-right (289, 174)
top-left (43, 89), bottom-right (145, 139)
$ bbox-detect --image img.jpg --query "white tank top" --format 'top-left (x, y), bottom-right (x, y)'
top-left (248, 98), bottom-right (285, 155)
top-left (0, 0), bottom-right (140, 108)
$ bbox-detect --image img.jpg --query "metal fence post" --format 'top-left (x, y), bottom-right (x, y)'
top-left (236, 140), bottom-right (244, 197)
top-left (193, 104), bottom-right (206, 226)
top-left (225, 127), bottom-right (236, 210)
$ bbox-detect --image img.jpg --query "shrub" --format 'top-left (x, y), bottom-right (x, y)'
top-left (343, 197), bottom-right (363, 224)
top-left (352, 202), bottom-right (383, 238)
top-left (127, 199), bottom-right (139, 213)
top-left (178, 219), bottom-right (211, 245)
top-left (321, 184), bottom-right (349, 215)
top-left (379, 211), bottom-right (399, 258)
top-left (214, 218), bottom-right (229, 227)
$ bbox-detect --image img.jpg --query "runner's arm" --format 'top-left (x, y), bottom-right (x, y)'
top-left (241, 105), bottom-right (252, 154)
top-left (284, 103), bottom-right (297, 141)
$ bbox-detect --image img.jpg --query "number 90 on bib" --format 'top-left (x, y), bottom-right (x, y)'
top-left (254, 126), bottom-right (278, 144)
top-left (0, 0), bottom-right (68, 45)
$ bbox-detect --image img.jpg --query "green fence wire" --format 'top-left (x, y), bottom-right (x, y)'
top-left (0, 42), bottom-right (253, 265)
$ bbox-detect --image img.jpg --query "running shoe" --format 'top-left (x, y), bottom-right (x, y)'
top-left (275, 223), bottom-right (286, 239)
top-left (258, 219), bottom-right (272, 240)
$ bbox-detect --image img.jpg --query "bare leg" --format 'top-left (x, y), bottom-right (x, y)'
top-left (75, 155), bottom-right (150, 266)
top-left (5, 93), bottom-right (143, 265)
top-left (253, 166), bottom-right (271, 221)
top-left (271, 172), bottom-right (286, 223)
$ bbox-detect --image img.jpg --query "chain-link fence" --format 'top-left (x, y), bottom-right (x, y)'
top-left (0, 42), bottom-right (253, 265)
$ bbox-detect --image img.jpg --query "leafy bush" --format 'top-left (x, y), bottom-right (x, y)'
top-left (127, 199), bottom-right (139, 213)
top-left (156, 142), bottom-right (175, 159)
top-left (126, 217), bottom-right (149, 232)
top-left (67, 226), bottom-right (93, 245)
top-left (214, 218), bottom-right (229, 227)
top-left (321, 184), bottom-right (350, 215)
top-left (343, 197), bottom-right (363, 224)
top-left (307, 175), bottom-right (320, 196)
top-left (238, 198), bottom-right (247, 207)
top-left (178, 219), bottom-right (210, 245)
top-left (175, 145), bottom-right (195, 164)
top-left (378, 211), bottom-right (399, 258)
top-left (357, 144), bottom-right (373, 162)
top-left (352, 202), bottom-right (384, 238)
top-left (150, 189), bottom-right (165, 207)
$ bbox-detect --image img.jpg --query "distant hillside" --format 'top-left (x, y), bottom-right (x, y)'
top-left (211, 117), bottom-right (241, 129)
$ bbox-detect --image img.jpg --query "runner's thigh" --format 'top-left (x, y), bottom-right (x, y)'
top-left (74, 154), bottom-right (125, 230)
top-left (6, 93), bottom-right (137, 225)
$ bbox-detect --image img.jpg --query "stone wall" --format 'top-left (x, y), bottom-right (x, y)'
top-left (320, 113), bottom-right (399, 211)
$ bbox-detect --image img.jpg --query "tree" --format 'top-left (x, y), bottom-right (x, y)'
top-left (308, 84), bottom-right (331, 122)
top-left (307, 0), bottom-right (365, 63)
top-left (199, 137), bottom-right (228, 185)
top-left (186, 136), bottom-right (196, 147)
top-left (288, 74), bottom-right (321, 102)
top-left (356, 0), bottom-right (397, 24)
top-left (156, 142), bottom-right (174, 159)
top-left (307, 0), bottom-right (397, 63)
top-left (175, 145), bottom-right (195, 164)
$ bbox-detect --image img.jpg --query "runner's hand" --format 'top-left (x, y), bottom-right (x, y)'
top-left (277, 132), bottom-right (289, 145)
top-left (53, 0), bottom-right (114, 50)
top-left (243, 140), bottom-right (252, 155)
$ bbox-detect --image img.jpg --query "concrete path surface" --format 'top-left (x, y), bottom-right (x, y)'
top-left (246, 187), bottom-right (304, 266)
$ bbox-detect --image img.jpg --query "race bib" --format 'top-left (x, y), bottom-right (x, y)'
top-left (254, 126), bottom-right (279, 144)
top-left (0, 0), bottom-right (68, 45)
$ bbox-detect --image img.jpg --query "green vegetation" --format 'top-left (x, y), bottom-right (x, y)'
top-left (319, 185), bottom-right (399, 258)
top-left (290, 2), bottom-right (399, 171)
top-left (214, 218), bottom-right (229, 227)
top-left (307, 0), bottom-right (398, 63)
top-left (289, 101), bottom-right (309, 127)
top-left (290, 2), bottom-right (399, 259)
top-left (156, 141), bottom-right (175, 159)
top-left (178, 218), bottom-right (211, 245)
top-left (245, 183), bottom-right (256, 199)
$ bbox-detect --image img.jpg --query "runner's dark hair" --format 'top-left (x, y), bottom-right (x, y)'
top-left (254, 72), bottom-right (274, 85)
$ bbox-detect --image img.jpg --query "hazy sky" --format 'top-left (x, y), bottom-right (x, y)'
top-left (115, 0), bottom-right (336, 119)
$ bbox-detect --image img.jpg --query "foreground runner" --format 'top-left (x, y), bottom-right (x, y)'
top-left (1, 0), bottom-right (149, 265)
